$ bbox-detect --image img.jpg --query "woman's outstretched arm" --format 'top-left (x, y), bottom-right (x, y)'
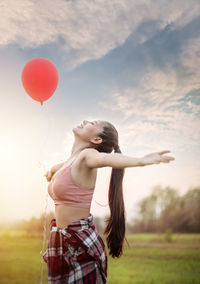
top-left (82, 148), bottom-right (175, 169)
top-left (44, 161), bottom-right (65, 182)
top-left (51, 161), bottom-right (65, 173)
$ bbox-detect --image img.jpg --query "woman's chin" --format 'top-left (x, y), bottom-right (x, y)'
top-left (72, 126), bottom-right (81, 132)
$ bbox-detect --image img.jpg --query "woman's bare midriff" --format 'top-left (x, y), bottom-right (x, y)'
top-left (52, 151), bottom-right (96, 229)
top-left (55, 204), bottom-right (91, 229)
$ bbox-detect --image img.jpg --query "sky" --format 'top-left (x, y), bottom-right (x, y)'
top-left (0, 0), bottom-right (200, 224)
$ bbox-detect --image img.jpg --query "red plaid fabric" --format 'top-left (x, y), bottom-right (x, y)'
top-left (43, 213), bottom-right (107, 283)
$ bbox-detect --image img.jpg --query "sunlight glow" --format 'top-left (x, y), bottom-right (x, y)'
top-left (0, 134), bottom-right (18, 162)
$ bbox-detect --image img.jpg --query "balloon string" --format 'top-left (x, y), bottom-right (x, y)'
top-left (38, 110), bottom-right (52, 284)
top-left (39, 190), bottom-right (48, 284)
top-left (37, 111), bottom-right (52, 169)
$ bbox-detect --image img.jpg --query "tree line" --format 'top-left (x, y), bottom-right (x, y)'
top-left (1, 185), bottom-right (199, 238)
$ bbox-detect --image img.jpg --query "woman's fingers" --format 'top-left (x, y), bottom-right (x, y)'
top-left (161, 155), bottom-right (175, 163)
top-left (165, 155), bottom-right (175, 160)
top-left (157, 150), bottom-right (175, 163)
top-left (158, 150), bottom-right (171, 155)
top-left (162, 158), bottom-right (170, 163)
top-left (44, 171), bottom-right (52, 181)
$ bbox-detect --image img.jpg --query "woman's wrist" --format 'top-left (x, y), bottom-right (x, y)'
top-left (140, 156), bottom-right (153, 166)
top-left (138, 157), bottom-right (146, 166)
top-left (51, 161), bottom-right (65, 173)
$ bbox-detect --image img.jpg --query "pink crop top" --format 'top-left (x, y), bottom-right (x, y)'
top-left (48, 157), bottom-right (94, 208)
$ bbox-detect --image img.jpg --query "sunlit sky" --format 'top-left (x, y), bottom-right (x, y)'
top-left (0, 0), bottom-right (200, 223)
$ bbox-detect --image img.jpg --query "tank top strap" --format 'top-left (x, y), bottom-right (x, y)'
top-left (69, 155), bottom-right (79, 167)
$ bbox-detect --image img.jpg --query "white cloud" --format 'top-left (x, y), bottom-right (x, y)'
top-left (99, 68), bottom-right (178, 119)
top-left (180, 37), bottom-right (200, 90)
top-left (0, 0), bottom-right (199, 69)
top-left (99, 52), bottom-right (200, 153)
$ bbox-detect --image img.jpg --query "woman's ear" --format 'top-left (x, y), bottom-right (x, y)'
top-left (91, 137), bottom-right (103, 145)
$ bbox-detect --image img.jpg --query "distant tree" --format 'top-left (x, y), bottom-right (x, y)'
top-left (129, 185), bottom-right (200, 233)
top-left (161, 187), bottom-right (200, 233)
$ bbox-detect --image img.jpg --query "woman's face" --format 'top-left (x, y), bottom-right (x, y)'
top-left (74, 120), bottom-right (104, 144)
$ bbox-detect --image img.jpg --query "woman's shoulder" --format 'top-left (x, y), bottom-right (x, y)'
top-left (73, 149), bottom-right (98, 174)
top-left (81, 148), bottom-right (99, 155)
top-left (79, 148), bottom-right (101, 169)
top-left (79, 148), bottom-right (99, 162)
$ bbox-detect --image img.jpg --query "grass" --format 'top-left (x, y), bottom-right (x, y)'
top-left (0, 231), bottom-right (199, 283)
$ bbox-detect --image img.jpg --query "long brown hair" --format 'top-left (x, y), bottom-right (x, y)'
top-left (93, 121), bottom-right (130, 258)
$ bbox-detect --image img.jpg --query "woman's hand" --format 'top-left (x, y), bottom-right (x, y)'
top-left (142, 150), bottom-right (175, 166)
top-left (44, 170), bottom-right (54, 182)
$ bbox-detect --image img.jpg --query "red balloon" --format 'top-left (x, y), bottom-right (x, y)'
top-left (21, 57), bottom-right (59, 105)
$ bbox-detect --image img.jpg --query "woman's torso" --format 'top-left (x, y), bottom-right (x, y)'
top-left (51, 151), bottom-right (97, 229)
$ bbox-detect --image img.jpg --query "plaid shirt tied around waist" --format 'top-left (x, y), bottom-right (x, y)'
top-left (43, 213), bottom-right (107, 283)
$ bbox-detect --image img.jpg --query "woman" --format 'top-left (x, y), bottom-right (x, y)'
top-left (43, 119), bottom-right (175, 283)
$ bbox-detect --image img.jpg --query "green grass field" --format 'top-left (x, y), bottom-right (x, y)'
top-left (0, 231), bottom-right (199, 284)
